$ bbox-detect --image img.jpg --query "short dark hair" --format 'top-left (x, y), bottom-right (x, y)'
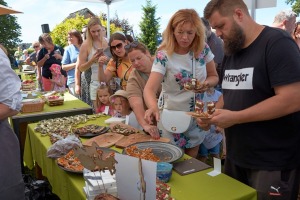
top-left (204, 0), bottom-right (249, 19)
top-left (68, 29), bottom-right (83, 45)
top-left (201, 17), bottom-right (210, 29)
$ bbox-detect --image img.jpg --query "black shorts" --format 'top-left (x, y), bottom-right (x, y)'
top-left (224, 157), bottom-right (300, 200)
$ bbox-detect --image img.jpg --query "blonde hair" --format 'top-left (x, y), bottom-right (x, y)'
top-left (96, 83), bottom-right (113, 108)
top-left (86, 17), bottom-right (105, 52)
top-left (158, 9), bottom-right (205, 57)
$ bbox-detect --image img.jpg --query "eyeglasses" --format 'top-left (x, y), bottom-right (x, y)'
top-left (110, 43), bottom-right (123, 51)
top-left (124, 41), bottom-right (139, 51)
top-left (33, 45), bottom-right (39, 48)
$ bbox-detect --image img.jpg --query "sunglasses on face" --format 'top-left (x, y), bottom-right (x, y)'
top-left (124, 41), bottom-right (139, 51)
top-left (110, 43), bottom-right (123, 51)
top-left (33, 46), bottom-right (39, 48)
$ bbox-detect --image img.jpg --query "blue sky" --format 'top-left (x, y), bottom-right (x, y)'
top-left (4, 0), bottom-right (298, 43)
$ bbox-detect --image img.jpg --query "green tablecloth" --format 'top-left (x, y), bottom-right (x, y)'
top-left (17, 92), bottom-right (91, 117)
top-left (24, 118), bottom-right (257, 200)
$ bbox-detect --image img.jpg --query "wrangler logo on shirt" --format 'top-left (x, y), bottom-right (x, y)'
top-left (222, 67), bottom-right (254, 90)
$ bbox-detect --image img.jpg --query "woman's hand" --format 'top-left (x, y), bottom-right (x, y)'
top-left (196, 117), bottom-right (211, 131)
top-left (143, 124), bottom-right (160, 140)
top-left (144, 107), bottom-right (160, 125)
top-left (75, 85), bottom-right (81, 95)
top-left (92, 51), bottom-right (102, 63)
top-left (98, 55), bottom-right (109, 66)
top-left (193, 81), bottom-right (210, 93)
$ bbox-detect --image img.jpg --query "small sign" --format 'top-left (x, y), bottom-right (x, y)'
top-left (207, 158), bottom-right (222, 177)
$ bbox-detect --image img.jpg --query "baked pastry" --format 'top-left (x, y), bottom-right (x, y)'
top-left (184, 78), bottom-right (204, 90)
top-left (195, 100), bottom-right (204, 114)
top-left (207, 101), bottom-right (215, 115)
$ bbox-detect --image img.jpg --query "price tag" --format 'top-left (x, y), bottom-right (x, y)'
top-left (125, 115), bottom-right (129, 125)
top-left (104, 106), bottom-right (109, 115)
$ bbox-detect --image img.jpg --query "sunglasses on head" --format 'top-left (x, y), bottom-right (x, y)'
top-left (110, 43), bottom-right (123, 50)
top-left (124, 41), bottom-right (139, 51)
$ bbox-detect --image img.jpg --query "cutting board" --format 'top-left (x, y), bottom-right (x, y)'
top-left (115, 133), bottom-right (170, 148)
top-left (83, 132), bottom-right (124, 148)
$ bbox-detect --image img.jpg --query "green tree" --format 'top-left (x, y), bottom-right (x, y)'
top-left (109, 12), bottom-right (133, 35)
top-left (0, 0), bottom-right (22, 63)
top-left (51, 14), bottom-right (88, 48)
top-left (286, 0), bottom-right (300, 15)
top-left (138, 0), bottom-right (160, 55)
top-left (51, 13), bottom-right (131, 47)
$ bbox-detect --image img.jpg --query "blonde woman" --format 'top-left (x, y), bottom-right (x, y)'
top-left (143, 9), bottom-right (218, 158)
top-left (77, 17), bottom-right (108, 109)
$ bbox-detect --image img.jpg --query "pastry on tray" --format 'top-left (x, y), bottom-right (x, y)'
top-left (184, 78), bottom-right (205, 90)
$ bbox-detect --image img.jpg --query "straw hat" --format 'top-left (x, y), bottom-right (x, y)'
top-left (109, 90), bottom-right (128, 103)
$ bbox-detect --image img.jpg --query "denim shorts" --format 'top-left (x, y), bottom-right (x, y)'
top-left (199, 142), bottom-right (221, 157)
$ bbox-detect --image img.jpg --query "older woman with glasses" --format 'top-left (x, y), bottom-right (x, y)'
top-left (125, 41), bottom-right (161, 139)
top-left (98, 32), bottom-right (133, 91)
top-left (77, 17), bottom-right (108, 110)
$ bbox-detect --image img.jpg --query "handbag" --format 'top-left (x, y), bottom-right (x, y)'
top-left (160, 54), bottom-right (196, 133)
top-left (161, 109), bottom-right (193, 133)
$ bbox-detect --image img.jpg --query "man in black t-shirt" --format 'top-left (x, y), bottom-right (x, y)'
top-left (202, 0), bottom-right (300, 200)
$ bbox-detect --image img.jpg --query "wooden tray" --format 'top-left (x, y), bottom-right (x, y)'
top-left (83, 132), bottom-right (124, 148)
top-left (115, 133), bottom-right (170, 148)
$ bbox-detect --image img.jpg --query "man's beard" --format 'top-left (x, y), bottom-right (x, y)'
top-left (223, 21), bottom-right (245, 55)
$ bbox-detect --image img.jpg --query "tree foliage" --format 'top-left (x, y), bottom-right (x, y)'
top-left (109, 12), bottom-right (133, 35)
top-left (51, 12), bottom-right (132, 48)
top-left (51, 15), bottom-right (88, 48)
top-left (286, 0), bottom-right (300, 15)
top-left (0, 0), bottom-right (22, 61)
top-left (138, 0), bottom-right (160, 55)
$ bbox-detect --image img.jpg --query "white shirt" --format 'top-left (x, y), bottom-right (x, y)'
top-left (0, 49), bottom-right (22, 111)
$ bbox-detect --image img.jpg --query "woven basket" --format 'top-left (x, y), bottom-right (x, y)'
top-left (47, 97), bottom-right (64, 106)
top-left (22, 83), bottom-right (36, 91)
top-left (21, 100), bottom-right (45, 113)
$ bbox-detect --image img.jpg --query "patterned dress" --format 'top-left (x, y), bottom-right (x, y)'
top-left (80, 67), bottom-right (92, 108)
top-left (152, 44), bottom-right (214, 149)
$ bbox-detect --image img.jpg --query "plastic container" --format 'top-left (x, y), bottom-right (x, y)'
top-left (156, 162), bottom-right (173, 183)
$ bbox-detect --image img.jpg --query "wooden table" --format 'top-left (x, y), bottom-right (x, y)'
top-left (24, 118), bottom-right (257, 200)
top-left (11, 92), bottom-right (93, 172)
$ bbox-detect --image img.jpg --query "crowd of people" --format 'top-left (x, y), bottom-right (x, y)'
top-left (2, 0), bottom-right (300, 199)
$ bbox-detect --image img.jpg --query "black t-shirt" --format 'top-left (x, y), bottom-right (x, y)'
top-left (221, 26), bottom-right (300, 170)
top-left (37, 45), bottom-right (67, 78)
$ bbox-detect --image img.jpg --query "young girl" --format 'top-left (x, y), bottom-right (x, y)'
top-left (109, 90), bottom-right (142, 129)
top-left (198, 87), bottom-right (224, 162)
top-left (95, 83), bottom-right (114, 114)
top-left (109, 90), bottom-right (131, 118)
top-left (49, 64), bottom-right (66, 92)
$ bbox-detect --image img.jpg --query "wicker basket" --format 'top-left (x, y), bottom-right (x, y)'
top-left (21, 83), bottom-right (36, 91)
top-left (46, 97), bottom-right (64, 106)
top-left (21, 100), bottom-right (45, 113)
